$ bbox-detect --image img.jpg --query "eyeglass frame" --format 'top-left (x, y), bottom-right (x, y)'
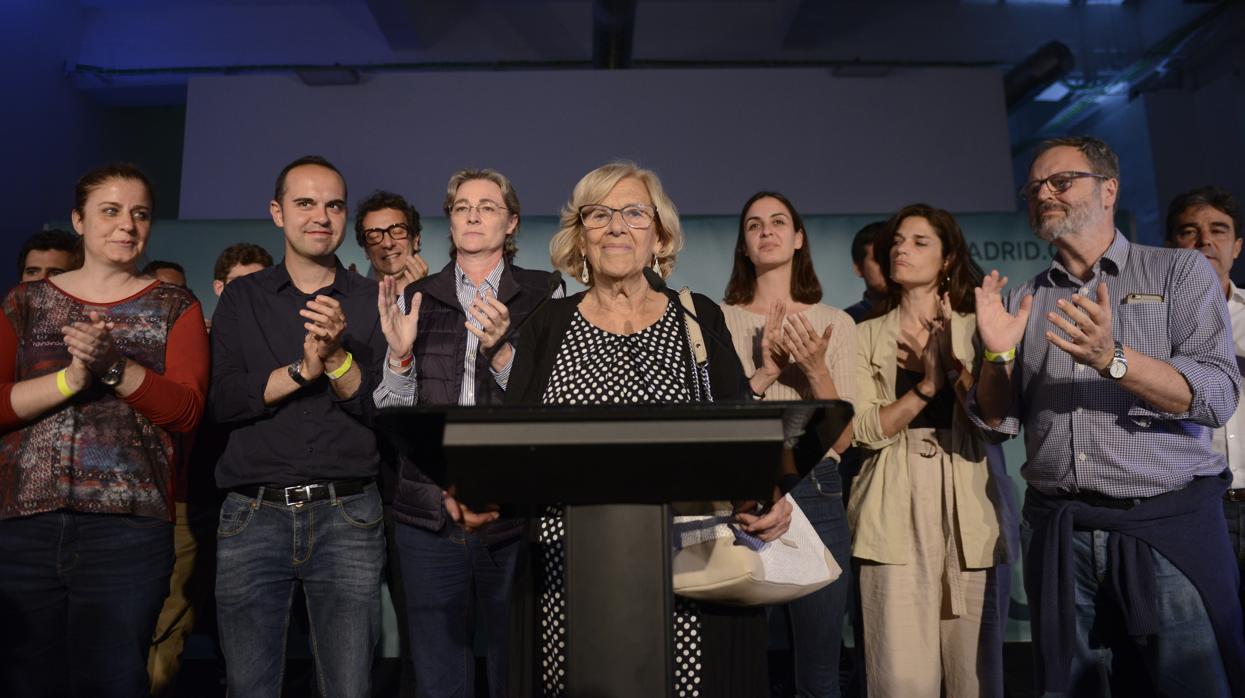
top-left (447, 200), bottom-right (511, 219)
top-left (1019, 171), bottom-right (1111, 202)
top-left (362, 222), bottom-right (415, 246)
top-left (577, 204), bottom-right (659, 230)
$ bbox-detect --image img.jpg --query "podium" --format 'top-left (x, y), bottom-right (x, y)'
top-left (378, 401), bottom-right (852, 698)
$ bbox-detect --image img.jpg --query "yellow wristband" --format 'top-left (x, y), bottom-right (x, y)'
top-left (983, 347), bottom-right (1017, 363)
top-left (326, 351), bottom-right (353, 381)
top-left (56, 369), bottom-right (78, 398)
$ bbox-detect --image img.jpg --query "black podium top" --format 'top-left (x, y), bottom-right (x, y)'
top-left (376, 400), bottom-right (852, 506)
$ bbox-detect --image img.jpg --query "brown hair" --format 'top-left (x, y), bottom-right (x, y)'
top-left (723, 191), bottom-right (822, 305)
top-left (1165, 185), bottom-right (1241, 244)
top-left (1031, 136), bottom-right (1120, 212)
top-left (73, 162), bottom-right (154, 215)
top-left (213, 242), bottom-right (274, 281)
top-left (872, 203), bottom-right (977, 314)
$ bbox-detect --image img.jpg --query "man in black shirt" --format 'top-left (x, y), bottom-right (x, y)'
top-left (209, 155), bottom-right (387, 698)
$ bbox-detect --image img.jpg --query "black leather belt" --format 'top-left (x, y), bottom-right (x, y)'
top-left (1065, 490), bottom-right (1142, 510)
top-left (1226, 489), bottom-right (1245, 503)
top-left (233, 479), bottom-right (371, 506)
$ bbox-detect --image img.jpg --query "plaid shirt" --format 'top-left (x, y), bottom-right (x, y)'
top-left (968, 232), bottom-right (1239, 498)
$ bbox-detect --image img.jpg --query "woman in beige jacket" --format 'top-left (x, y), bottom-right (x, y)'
top-left (850, 204), bottom-right (1006, 698)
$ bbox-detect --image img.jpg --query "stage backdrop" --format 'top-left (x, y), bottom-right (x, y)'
top-left (135, 209), bottom-right (1051, 644)
top-left (178, 67), bottom-right (1017, 220)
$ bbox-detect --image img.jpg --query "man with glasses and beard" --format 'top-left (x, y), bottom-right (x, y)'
top-left (971, 137), bottom-right (1245, 697)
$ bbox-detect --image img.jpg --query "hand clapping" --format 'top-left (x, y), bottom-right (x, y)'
top-left (467, 292), bottom-right (511, 356)
top-left (1044, 281), bottom-right (1115, 372)
top-left (61, 310), bottom-right (121, 377)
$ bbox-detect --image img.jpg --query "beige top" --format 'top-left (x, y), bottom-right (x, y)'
top-left (849, 307), bottom-right (1002, 568)
top-left (720, 303), bottom-right (858, 461)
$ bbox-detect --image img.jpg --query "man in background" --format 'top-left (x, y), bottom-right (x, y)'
top-left (355, 191), bottom-right (424, 697)
top-left (17, 229), bottom-right (80, 282)
top-left (144, 260), bottom-right (188, 287)
top-left (147, 243), bottom-right (273, 695)
top-left (1165, 185), bottom-right (1245, 579)
top-left (844, 221), bottom-right (888, 323)
top-left (357, 190), bottom-right (427, 295)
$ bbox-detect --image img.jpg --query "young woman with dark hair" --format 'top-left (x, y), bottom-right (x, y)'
top-left (850, 203), bottom-right (1007, 697)
top-left (721, 191), bottom-right (857, 697)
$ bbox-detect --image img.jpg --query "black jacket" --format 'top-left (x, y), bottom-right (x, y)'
top-left (390, 261), bottom-right (559, 539)
top-left (505, 288), bottom-right (749, 405)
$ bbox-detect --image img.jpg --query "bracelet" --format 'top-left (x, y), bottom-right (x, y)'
top-left (912, 384), bottom-right (935, 403)
top-left (983, 347), bottom-right (1017, 364)
top-left (388, 351), bottom-right (413, 368)
top-left (55, 369), bottom-right (78, 398)
top-left (326, 352), bottom-right (353, 381)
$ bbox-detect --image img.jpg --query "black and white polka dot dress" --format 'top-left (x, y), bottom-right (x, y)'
top-left (538, 303), bottom-right (706, 697)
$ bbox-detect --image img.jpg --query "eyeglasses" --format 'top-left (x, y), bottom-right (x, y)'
top-left (449, 201), bottom-right (509, 219)
top-left (1019, 171), bottom-right (1110, 202)
top-left (579, 204), bottom-right (657, 230)
top-left (362, 222), bottom-right (411, 245)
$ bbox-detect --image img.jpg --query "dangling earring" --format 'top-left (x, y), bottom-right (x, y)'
top-left (651, 255), bottom-right (661, 276)
top-left (580, 260), bottom-right (590, 285)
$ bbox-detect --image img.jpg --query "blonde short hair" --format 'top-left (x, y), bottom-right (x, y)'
top-left (549, 162), bottom-right (684, 284)
top-left (443, 168), bottom-right (521, 263)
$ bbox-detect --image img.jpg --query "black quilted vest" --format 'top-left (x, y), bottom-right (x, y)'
top-left (391, 261), bottom-right (557, 541)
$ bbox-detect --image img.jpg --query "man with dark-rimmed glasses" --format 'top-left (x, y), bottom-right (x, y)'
top-left (357, 190), bottom-right (429, 298)
top-left (352, 190), bottom-right (427, 697)
top-left (970, 135), bottom-right (1245, 696)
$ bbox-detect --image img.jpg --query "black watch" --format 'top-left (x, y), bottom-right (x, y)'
top-left (288, 360), bottom-right (311, 387)
top-left (99, 357), bottom-right (126, 387)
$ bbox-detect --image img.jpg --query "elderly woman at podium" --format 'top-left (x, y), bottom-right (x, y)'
top-left (504, 161), bottom-right (791, 697)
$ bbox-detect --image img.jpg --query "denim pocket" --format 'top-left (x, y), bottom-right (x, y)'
top-left (336, 488), bottom-right (384, 529)
top-left (217, 493), bottom-right (257, 537)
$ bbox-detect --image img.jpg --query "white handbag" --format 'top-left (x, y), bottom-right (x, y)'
top-left (669, 287), bottom-right (841, 605)
top-left (671, 495), bottom-right (841, 606)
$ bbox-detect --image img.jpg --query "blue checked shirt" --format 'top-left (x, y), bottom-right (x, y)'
top-left (967, 232), bottom-right (1240, 498)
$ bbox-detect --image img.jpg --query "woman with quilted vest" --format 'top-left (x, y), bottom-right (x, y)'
top-left (373, 168), bottom-right (559, 698)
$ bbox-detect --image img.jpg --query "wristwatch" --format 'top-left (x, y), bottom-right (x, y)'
top-left (98, 357), bottom-right (126, 387)
top-left (1101, 341), bottom-right (1127, 380)
top-left (288, 360), bottom-right (311, 387)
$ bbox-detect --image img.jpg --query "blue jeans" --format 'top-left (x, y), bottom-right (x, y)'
top-left (0, 511), bottom-right (173, 698)
top-left (215, 484), bottom-right (385, 698)
top-left (777, 460), bottom-right (853, 698)
top-left (1020, 511), bottom-right (1231, 697)
top-left (396, 520), bottom-right (521, 698)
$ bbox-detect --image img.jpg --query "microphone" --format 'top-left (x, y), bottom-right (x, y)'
top-left (500, 270), bottom-right (563, 345)
top-left (642, 267), bottom-right (740, 366)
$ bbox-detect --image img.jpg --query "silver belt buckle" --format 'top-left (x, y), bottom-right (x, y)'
top-left (284, 484), bottom-right (317, 507)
